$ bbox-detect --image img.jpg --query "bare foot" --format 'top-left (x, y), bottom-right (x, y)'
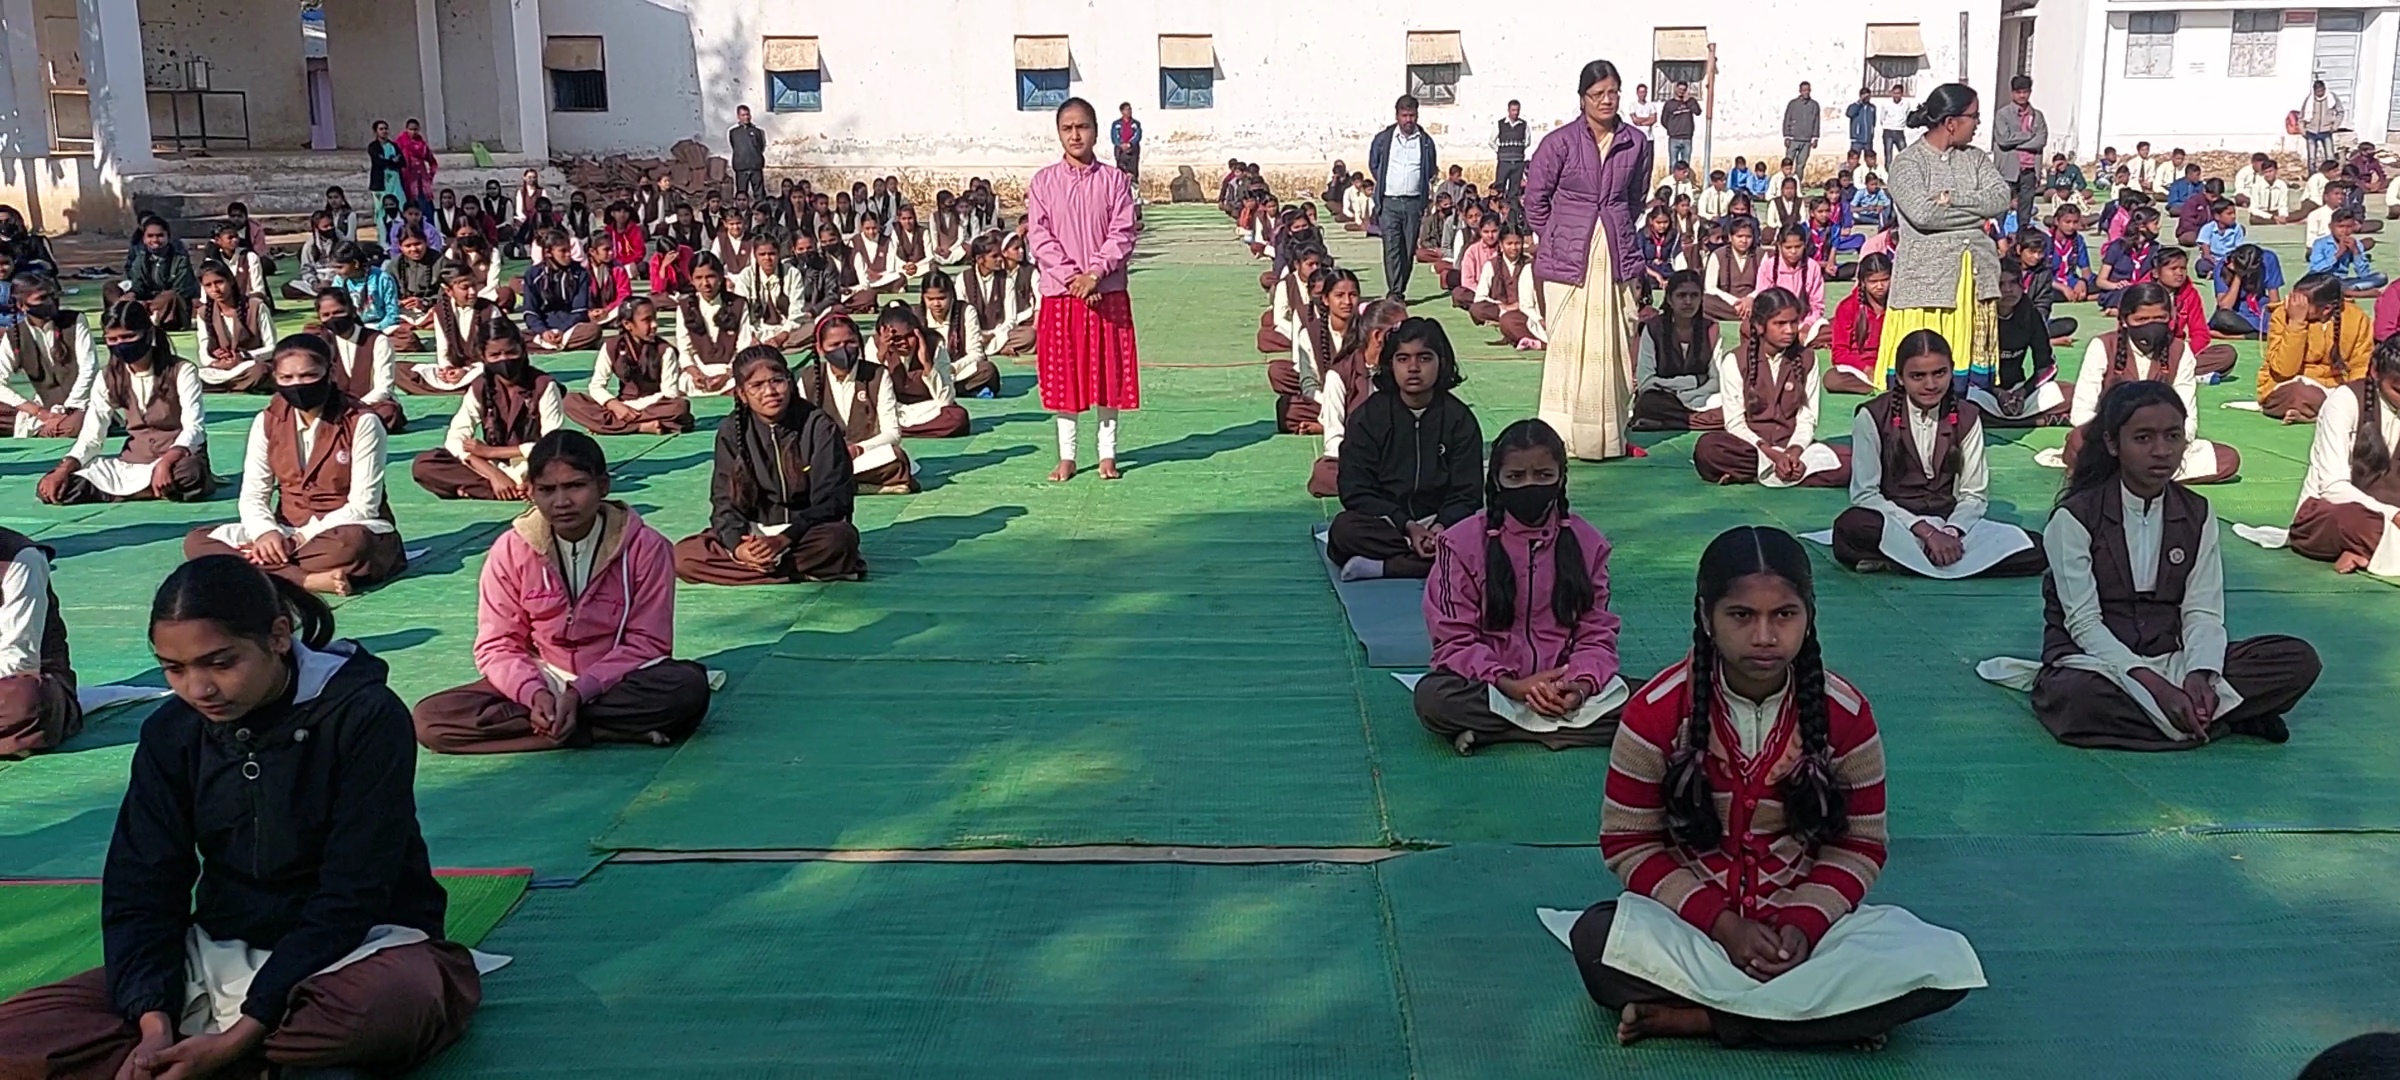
top-left (1617, 1003), bottom-right (1712, 1046)
top-left (644, 731), bottom-right (672, 746)
top-left (1049, 460), bottom-right (1077, 482)
top-left (2335, 550), bottom-right (2370, 574)
top-left (2283, 410), bottom-right (2305, 424)
top-left (301, 569), bottom-right (353, 597)
top-left (1096, 458), bottom-right (1122, 480)
top-left (1294, 421), bottom-right (1324, 435)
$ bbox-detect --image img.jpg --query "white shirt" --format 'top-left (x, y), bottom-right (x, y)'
top-left (2305, 204), bottom-right (2336, 248)
top-left (671, 296), bottom-right (758, 377)
top-left (1718, 672), bottom-right (1790, 755)
top-left (2070, 338), bottom-right (2199, 440)
top-left (820, 365), bottom-right (902, 472)
top-left (2301, 382), bottom-right (2400, 519)
top-left (851, 237), bottom-right (902, 289)
top-left (193, 301), bottom-right (278, 368)
top-left (2043, 485), bottom-right (2229, 678)
top-left (586, 339), bottom-right (685, 407)
top-left (328, 332), bottom-right (396, 406)
top-left (1627, 99), bottom-right (1660, 130)
top-left (0, 319), bottom-right (97, 413)
top-left (1848, 400), bottom-right (1989, 534)
top-left (1695, 186), bottom-right (1734, 219)
top-left (2239, 175), bottom-right (2291, 222)
top-left (1386, 129), bottom-right (1428, 198)
top-left (237, 410), bottom-right (392, 543)
top-left (1715, 348), bottom-right (1824, 451)
top-left (1874, 98), bottom-right (1907, 132)
top-left (442, 379), bottom-right (567, 466)
top-left (69, 363), bottom-right (207, 466)
top-left (554, 529), bottom-right (599, 602)
top-left (0, 549), bottom-right (52, 678)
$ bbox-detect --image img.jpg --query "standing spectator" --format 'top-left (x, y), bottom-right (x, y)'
top-left (1625, 84), bottom-right (1660, 166)
top-left (367, 120), bottom-right (405, 232)
top-left (1369, 95), bottom-right (1437, 301)
top-left (1111, 103), bottom-right (1144, 190)
top-left (1660, 82), bottom-right (1701, 169)
top-left (728, 105), bottom-right (767, 201)
top-left (1782, 82), bottom-right (1821, 181)
top-left (1493, 100), bottom-right (1531, 203)
top-left (396, 118), bottom-right (439, 219)
top-left (1992, 75), bottom-right (2048, 229)
top-left (1527, 60), bottom-right (1651, 462)
top-left (2300, 79), bottom-right (2345, 166)
top-left (1027, 97), bottom-right (1142, 483)
top-left (1846, 86), bottom-right (1878, 153)
top-left (1877, 84), bottom-right (1911, 161)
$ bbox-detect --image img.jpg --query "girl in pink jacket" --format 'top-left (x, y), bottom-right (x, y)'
top-left (1413, 419), bottom-right (1626, 755)
top-left (412, 429), bottom-right (711, 753)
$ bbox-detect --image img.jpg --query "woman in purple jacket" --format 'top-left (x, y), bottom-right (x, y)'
top-left (1526, 60), bottom-right (1654, 462)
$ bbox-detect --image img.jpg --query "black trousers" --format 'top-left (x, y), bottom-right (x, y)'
top-left (1378, 194), bottom-right (1427, 300)
top-left (1495, 160), bottom-right (1526, 201)
top-left (1568, 902), bottom-right (1970, 1047)
top-left (733, 169), bottom-right (765, 201)
top-left (2009, 169), bottom-right (2041, 228)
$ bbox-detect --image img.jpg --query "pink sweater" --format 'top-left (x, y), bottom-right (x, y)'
top-left (1423, 510), bottom-right (1622, 692)
top-left (1754, 254), bottom-right (1826, 323)
top-left (474, 502), bottom-right (680, 707)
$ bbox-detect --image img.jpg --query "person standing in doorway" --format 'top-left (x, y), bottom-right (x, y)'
top-left (396, 119), bottom-right (438, 219)
top-left (1992, 75), bottom-right (2048, 230)
top-left (1660, 82), bottom-right (1701, 169)
top-left (2301, 79), bottom-right (2344, 166)
top-left (1846, 86), bottom-right (1878, 154)
top-left (1112, 103), bottom-right (1144, 192)
top-left (1878, 85), bottom-right (1911, 161)
top-left (1494, 100), bottom-right (1531, 204)
top-left (1370, 95), bottom-right (1437, 301)
top-left (1782, 82), bottom-right (1821, 181)
top-left (728, 105), bottom-right (767, 202)
top-left (1027, 97), bottom-right (1142, 483)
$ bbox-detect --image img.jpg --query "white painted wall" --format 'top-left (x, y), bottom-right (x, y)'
top-left (323, 0), bottom-right (426, 149)
top-left (132, 0), bottom-right (309, 150)
top-left (436, 0), bottom-right (505, 150)
top-left (537, 0), bottom-right (1999, 175)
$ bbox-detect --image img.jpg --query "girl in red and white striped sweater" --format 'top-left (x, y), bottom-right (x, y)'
top-left (1565, 525), bottom-right (1983, 1049)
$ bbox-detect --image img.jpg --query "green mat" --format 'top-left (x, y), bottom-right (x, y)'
top-left (1380, 839), bottom-right (2400, 1079)
top-left (0, 869), bottom-right (530, 1001)
top-left (418, 859), bottom-right (1410, 1078)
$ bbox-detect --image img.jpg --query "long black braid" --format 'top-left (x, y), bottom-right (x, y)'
top-left (1663, 526), bottom-right (1849, 854)
top-left (721, 345), bottom-right (794, 511)
top-left (1477, 420), bottom-right (1595, 633)
top-left (2352, 336), bottom-right (2400, 483)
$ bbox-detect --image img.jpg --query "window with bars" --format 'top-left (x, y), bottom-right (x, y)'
top-left (544, 36), bottom-right (608, 112)
top-left (1406, 63), bottom-right (1460, 106)
top-left (2124, 12), bottom-right (2178, 79)
top-left (769, 69), bottom-right (821, 112)
top-left (1160, 67), bottom-right (1213, 109)
top-left (2229, 11), bottom-right (2279, 77)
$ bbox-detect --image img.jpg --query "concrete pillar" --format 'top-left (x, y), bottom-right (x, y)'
top-left (414, 0), bottom-right (448, 150)
top-left (77, 0), bottom-right (152, 179)
top-left (489, 0), bottom-right (547, 159)
top-left (0, 0), bottom-right (48, 155)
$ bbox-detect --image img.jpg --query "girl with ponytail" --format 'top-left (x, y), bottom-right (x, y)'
top-left (1570, 525), bottom-right (1981, 1048)
top-left (1413, 419), bottom-right (1623, 755)
top-left (0, 556), bottom-right (486, 1072)
top-left (1824, 252), bottom-right (1892, 395)
top-left (1630, 270), bottom-right (1723, 430)
top-left (2289, 333), bottom-right (2400, 573)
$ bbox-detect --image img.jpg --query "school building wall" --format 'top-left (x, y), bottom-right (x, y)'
top-left (123, 0), bottom-right (310, 151)
top-left (2036, 0), bottom-right (2400, 162)
top-left (534, 0), bottom-right (2001, 185)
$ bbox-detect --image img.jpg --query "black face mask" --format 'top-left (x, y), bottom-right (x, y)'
top-left (278, 377), bottom-right (334, 412)
top-left (823, 345), bottom-right (859, 371)
top-left (2125, 322), bottom-right (2173, 356)
top-left (24, 301), bottom-right (57, 320)
top-left (1494, 482), bottom-right (1562, 527)
top-left (488, 358), bottom-right (530, 382)
top-left (322, 315), bottom-right (360, 336)
top-left (109, 340), bottom-right (149, 364)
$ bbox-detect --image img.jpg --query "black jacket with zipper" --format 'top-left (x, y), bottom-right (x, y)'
top-left (1337, 390), bottom-right (1484, 529)
top-left (102, 641), bottom-right (445, 1028)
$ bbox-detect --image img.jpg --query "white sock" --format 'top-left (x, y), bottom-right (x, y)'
top-left (1055, 414), bottom-right (1078, 462)
top-left (1339, 556), bottom-right (1385, 581)
top-left (1096, 407), bottom-right (1119, 460)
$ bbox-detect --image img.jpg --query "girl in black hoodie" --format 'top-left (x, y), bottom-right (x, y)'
top-left (1329, 317), bottom-right (1484, 579)
top-left (0, 556), bottom-right (480, 1080)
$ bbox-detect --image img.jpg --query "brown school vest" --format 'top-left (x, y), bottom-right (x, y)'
top-left (2345, 380), bottom-right (2400, 506)
top-left (476, 373), bottom-right (555, 446)
top-left (2092, 331), bottom-right (2173, 398)
top-left (608, 336), bottom-right (670, 400)
top-left (319, 329), bottom-right (384, 402)
top-left (100, 359), bottom-right (191, 464)
top-left (890, 347), bottom-right (938, 407)
top-left (1735, 347), bottom-right (1807, 447)
top-left (680, 294), bottom-right (749, 368)
top-left (1643, 317), bottom-right (1715, 381)
top-left (433, 299), bottom-right (497, 364)
top-left (1715, 249), bottom-right (1761, 299)
top-left (799, 362), bottom-right (885, 442)
top-left (204, 298), bottom-right (265, 356)
top-left (965, 269), bottom-right (1008, 328)
top-left (745, 269), bottom-right (793, 326)
top-left (894, 226), bottom-right (929, 265)
top-left (934, 213), bottom-right (962, 251)
top-left (2041, 482), bottom-right (2207, 662)
top-left (262, 395), bottom-right (392, 528)
top-left (223, 251), bottom-right (261, 300)
top-left (0, 528), bottom-right (70, 683)
top-left (1863, 392), bottom-right (1977, 518)
top-left (7, 317), bottom-right (82, 408)
top-left (858, 237), bottom-right (894, 278)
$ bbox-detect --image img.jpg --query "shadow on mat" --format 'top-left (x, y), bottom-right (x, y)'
top-left (863, 505), bottom-right (1028, 566)
top-left (393, 522), bottom-right (512, 580)
top-left (609, 449), bottom-right (715, 493)
top-left (918, 444), bottom-right (1038, 486)
top-left (1123, 419), bottom-right (1278, 472)
top-left (45, 520), bottom-right (202, 561)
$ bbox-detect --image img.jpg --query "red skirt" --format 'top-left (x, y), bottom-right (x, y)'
top-left (1037, 290), bottom-right (1142, 413)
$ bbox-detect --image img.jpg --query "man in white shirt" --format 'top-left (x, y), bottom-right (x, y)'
top-left (1626, 83), bottom-right (1660, 151)
top-left (1876, 85), bottom-right (1911, 161)
top-left (1370, 95), bottom-right (1436, 302)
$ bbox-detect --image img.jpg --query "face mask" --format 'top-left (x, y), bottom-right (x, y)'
top-left (2125, 322), bottom-right (2172, 356)
top-left (109, 340), bottom-right (149, 363)
top-left (277, 377), bottom-right (334, 412)
top-left (1494, 482), bottom-right (1562, 527)
top-left (25, 301), bottom-right (57, 320)
top-left (323, 315), bottom-right (360, 336)
top-left (489, 358), bottom-right (529, 381)
top-left (822, 345), bottom-right (859, 370)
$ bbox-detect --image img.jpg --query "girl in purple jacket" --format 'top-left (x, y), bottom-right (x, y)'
top-left (1413, 418), bottom-right (1627, 755)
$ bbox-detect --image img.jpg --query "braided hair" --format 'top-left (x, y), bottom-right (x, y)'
top-left (2352, 335), bottom-right (2400, 484)
top-left (722, 344), bottom-right (799, 511)
top-left (1477, 419), bottom-right (1595, 634)
top-left (1663, 526), bottom-right (1847, 853)
top-left (470, 316), bottom-right (532, 441)
top-left (2109, 281), bottom-right (2175, 379)
top-left (1307, 268), bottom-right (1361, 377)
top-left (1741, 286), bottom-right (1809, 393)
top-left (1848, 253), bottom-right (1894, 353)
top-left (2291, 272), bottom-right (2351, 381)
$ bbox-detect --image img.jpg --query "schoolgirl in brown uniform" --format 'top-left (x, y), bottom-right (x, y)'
top-left (673, 345), bottom-right (868, 585)
top-left (36, 300), bottom-right (213, 505)
top-left (183, 334), bottom-right (407, 595)
top-left (0, 273), bottom-right (96, 438)
top-left (920, 270), bottom-right (999, 399)
top-left (1691, 288), bottom-right (1851, 488)
top-left (309, 287), bottom-right (406, 434)
top-left (398, 266), bottom-right (502, 396)
top-left (411, 317), bottom-right (566, 500)
top-left (191, 262), bottom-right (276, 393)
top-left (1833, 330), bottom-right (2046, 578)
top-left (2288, 336), bottom-right (2400, 573)
top-left (0, 524), bottom-right (80, 757)
top-left (673, 256), bottom-right (751, 396)
top-left (801, 315), bottom-right (917, 494)
top-left (873, 303), bottom-right (969, 439)
top-left (563, 297), bottom-right (695, 436)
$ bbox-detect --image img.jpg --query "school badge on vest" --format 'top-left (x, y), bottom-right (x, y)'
top-left (2168, 547), bottom-right (2186, 565)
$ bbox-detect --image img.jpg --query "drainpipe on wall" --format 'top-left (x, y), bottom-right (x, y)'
top-left (1701, 42), bottom-right (1718, 176)
top-left (1960, 12), bottom-right (1971, 82)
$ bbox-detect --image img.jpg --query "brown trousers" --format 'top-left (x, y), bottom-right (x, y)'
top-left (524, 321), bottom-right (602, 353)
top-left (992, 324), bottom-right (1036, 357)
top-left (1497, 310), bottom-right (1536, 345)
top-left (1325, 509), bottom-right (1430, 578)
top-left (1450, 287), bottom-right (1475, 310)
top-left (1701, 294), bottom-right (1749, 323)
top-left (2192, 342), bottom-right (2237, 379)
top-left (900, 404), bottom-right (971, 439)
top-left (0, 672), bottom-right (82, 759)
top-left (2061, 427), bottom-right (2240, 483)
top-left (1629, 389), bottom-right (1724, 432)
top-left (1413, 670), bottom-right (1618, 751)
top-left (1268, 360), bottom-right (1322, 433)
top-left (2030, 635), bottom-right (2321, 750)
top-left (101, 285), bottom-right (191, 332)
top-left (1307, 456), bottom-right (1340, 499)
top-left (411, 450), bottom-right (516, 501)
top-left (15, 408), bottom-right (84, 438)
top-left (182, 524), bottom-right (408, 591)
top-left (1692, 434), bottom-right (1852, 487)
top-left (361, 398), bottom-right (406, 436)
top-left (1569, 902), bottom-right (1969, 1047)
top-left (413, 660), bottom-right (712, 753)
top-left (392, 367), bottom-right (471, 397)
top-left (0, 943), bottom-right (482, 1080)
top-left (954, 359), bottom-right (1001, 399)
top-left (2262, 378), bottom-right (2329, 422)
top-left (2289, 497), bottom-right (2391, 564)
top-left (562, 392), bottom-right (697, 435)
top-left (1829, 507), bottom-right (2047, 576)
top-left (198, 361), bottom-right (274, 394)
top-left (1257, 324), bottom-right (1292, 355)
top-left (673, 524), bottom-right (866, 585)
top-left (1469, 301), bottom-right (1502, 326)
top-left (43, 449), bottom-right (215, 505)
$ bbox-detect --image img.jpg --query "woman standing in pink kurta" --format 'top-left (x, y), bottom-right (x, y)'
top-left (397, 118), bottom-right (440, 215)
top-left (1026, 96), bottom-right (1142, 482)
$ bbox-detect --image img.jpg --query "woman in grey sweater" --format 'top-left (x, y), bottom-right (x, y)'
top-left (1877, 83), bottom-right (2012, 390)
